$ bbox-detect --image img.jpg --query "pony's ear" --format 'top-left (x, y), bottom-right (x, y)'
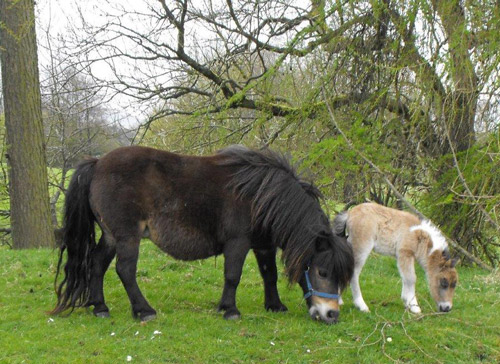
top-left (315, 238), bottom-right (330, 252)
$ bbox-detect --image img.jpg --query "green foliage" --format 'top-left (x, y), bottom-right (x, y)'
top-left (0, 242), bottom-right (498, 363)
top-left (422, 133), bottom-right (500, 264)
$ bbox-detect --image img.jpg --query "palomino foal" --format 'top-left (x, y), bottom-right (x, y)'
top-left (333, 203), bottom-right (458, 313)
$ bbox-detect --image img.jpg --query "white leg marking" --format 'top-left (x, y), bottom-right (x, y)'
top-left (406, 295), bottom-right (421, 314)
top-left (350, 240), bottom-right (373, 313)
top-left (351, 271), bottom-right (370, 312)
top-left (397, 253), bottom-right (421, 313)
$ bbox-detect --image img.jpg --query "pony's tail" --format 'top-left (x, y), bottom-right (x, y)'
top-left (51, 158), bottom-right (98, 315)
top-left (332, 211), bottom-right (349, 237)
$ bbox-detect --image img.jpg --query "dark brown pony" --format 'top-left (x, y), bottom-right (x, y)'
top-left (51, 145), bottom-right (353, 324)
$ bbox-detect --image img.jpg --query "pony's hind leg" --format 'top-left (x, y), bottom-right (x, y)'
top-left (350, 239), bottom-right (373, 312)
top-left (218, 238), bottom-right (250, 320)
top-left (397, 249), bottom-right (421, 313)
top-left (115, 235), bottom-right (157, 321)
top-left (88, 233), bottom-right (116, 317)
top-left (254, 248), bottom-right (287, 312)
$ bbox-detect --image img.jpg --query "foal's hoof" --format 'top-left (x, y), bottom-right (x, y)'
top-left (408, 305), bottom-right (422, 314)
top-left (223, 308), bottom-right (241, 320)
top-left (94, 311), bottom-right (110, 318)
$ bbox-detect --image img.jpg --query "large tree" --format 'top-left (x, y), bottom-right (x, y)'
top-left (64, 0), bottom-right (493, 153)
top-left (0, 0), bottom-right (55, 248)
top-left (56, 0), bottom-right (499, 262)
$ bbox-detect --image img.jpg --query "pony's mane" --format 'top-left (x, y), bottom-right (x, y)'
top-left (217, 145), bottom-right (329, 282)
top-left (410, 220), bottom-right (448, 254)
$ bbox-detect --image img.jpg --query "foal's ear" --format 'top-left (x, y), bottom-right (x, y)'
top-left (450, 258), bottom-right (460, 268)
top-left (441, 257), bottom-right (459, 270)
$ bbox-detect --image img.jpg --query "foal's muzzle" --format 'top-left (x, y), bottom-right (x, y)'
top-left (438, 302), bottom-right (452, 312)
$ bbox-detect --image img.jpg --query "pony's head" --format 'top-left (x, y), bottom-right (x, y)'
top-left (297, 231), bottom-right (354, 324)
top-left (427, 249), bottom-right (459, 312)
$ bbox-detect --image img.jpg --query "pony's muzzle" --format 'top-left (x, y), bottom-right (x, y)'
top-left (438, 302), bottom-right (452, 312)
top-left (309, 299), bottom-right (340, 324)
top-left (326, 309), bottom-right (339, 323)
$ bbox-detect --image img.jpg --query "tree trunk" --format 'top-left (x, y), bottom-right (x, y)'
top-left (0, 0), bottom-right (56, 248)
top-left (433, 0), bottom-right (478, 152)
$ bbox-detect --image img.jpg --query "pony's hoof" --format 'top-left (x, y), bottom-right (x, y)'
top-left (94, 311), bottom-right (110, 318)
top-left (266, 303), bottom-right (288, 312)
top-left (140, 313), bottom-right (157, 322)
top-left (223, 309), bottom-right (241, 320)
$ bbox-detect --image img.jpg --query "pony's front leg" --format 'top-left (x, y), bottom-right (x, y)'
top-left (218, 238), bottom-right (250, 320)
top-left (115, 237), bottom-right (157, 321)
top-left (397, 250), bottom-right (421, 314)
top-left (254, 248), bottom-right (287, 312)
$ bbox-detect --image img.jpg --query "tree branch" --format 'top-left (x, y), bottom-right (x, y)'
top-left (322, 86), bottom-right (493, 271)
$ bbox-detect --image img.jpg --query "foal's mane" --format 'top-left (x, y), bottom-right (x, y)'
top-left (217, 145), bottom-right (330, 283)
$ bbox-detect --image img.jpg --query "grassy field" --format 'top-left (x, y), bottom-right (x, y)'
top-left (0, 241), bottom-right (498, 364)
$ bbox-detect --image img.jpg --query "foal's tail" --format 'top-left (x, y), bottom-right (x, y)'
top-left (51, 158), bottom-right (98, 315)
top-left (332, 211), bottom-right (349, 237)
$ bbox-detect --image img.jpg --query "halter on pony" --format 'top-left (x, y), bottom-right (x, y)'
top-left (303, 267), bottom-right (340, 300)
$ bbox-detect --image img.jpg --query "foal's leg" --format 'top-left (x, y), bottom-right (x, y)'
top-left (397, 250), bottom-right (421, 313)
top-left (350, 239), bottom-right (373, 312)
top-left (88, 233), bottom-right (116, 317)
top-left (254, 248), bottom-right (287, 312)
top-left (218, 238), bottom-right (250, 320)
top-left (115, 236), bottom-right (157, 321)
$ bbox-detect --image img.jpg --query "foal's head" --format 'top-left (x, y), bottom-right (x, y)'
top-left (427, 249), bottom-right (458, 312)
top-left (298, 233), bottom-right (354, 324)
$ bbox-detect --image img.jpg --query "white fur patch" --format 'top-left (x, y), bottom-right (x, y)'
top-left (309, 302), bottom-right (333, 320)
top-left (410, 220), bottom-right (447, 254)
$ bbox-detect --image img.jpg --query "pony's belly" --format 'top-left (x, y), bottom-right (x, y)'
top-left (157, 239), bottom-right (220, 261)
top-left (146, 219), bottom-right (222, 260)
top-left (153, 230), bottom-right (221, 261)
top-left (373, 239), bottom-right (397, 256)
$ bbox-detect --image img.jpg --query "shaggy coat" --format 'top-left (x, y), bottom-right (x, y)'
top-left (52, 145), bottom-right (354, 324)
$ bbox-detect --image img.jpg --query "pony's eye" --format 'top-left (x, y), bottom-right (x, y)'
top-left (450, 282), bottom-right (456, 289)
top-left (318, 269), bottom-right (328, 278)
top-left (440, 278), bottom-right (449, 289)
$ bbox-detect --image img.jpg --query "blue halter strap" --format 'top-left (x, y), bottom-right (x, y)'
top-left (303, 269), bottom-right (340, 300)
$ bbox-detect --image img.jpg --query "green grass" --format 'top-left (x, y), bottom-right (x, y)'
top-left (0, 241), bottom-right (498, 364)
